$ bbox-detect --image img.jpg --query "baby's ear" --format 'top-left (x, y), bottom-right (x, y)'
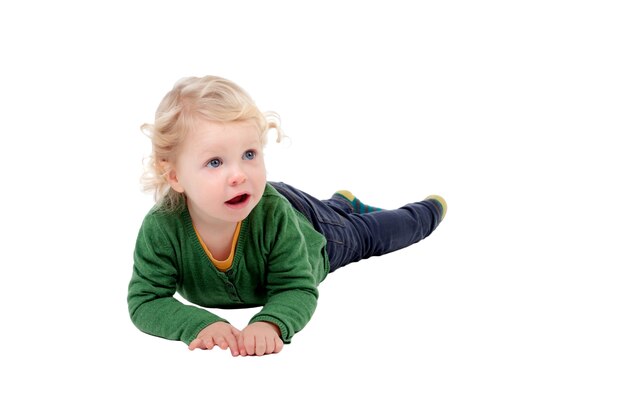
top-left (160, 160), bottom-right (184, 193)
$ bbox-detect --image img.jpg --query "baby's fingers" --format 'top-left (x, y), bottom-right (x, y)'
top-left (188, 337), bottom-right (216, 351)
top-left (223, 332), bottom-right (240, 357)
top-left (237, 334), bottom-right (248, 357)
top-left (272, 338), bottom-right (284, 354)
top-left (241, 334), bottom-right (261, 356)
top-left (188, 338), bottom-right (202, 351)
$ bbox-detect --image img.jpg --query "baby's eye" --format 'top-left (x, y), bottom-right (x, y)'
top-left (243, 150), bottom-right (256, 160)
top-left (207, 158), bottom-right (222, 168)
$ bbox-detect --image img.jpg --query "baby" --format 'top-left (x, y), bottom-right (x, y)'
top-left (128, 75), bottom-right (447, 356)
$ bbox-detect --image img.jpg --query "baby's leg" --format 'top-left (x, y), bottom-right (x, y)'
top-left (324, 196), bottom-right (445, 271)
top-left (269, 182), bottom-right (445, 272)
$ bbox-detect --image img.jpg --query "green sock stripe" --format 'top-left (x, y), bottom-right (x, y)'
top-left (432, 200), bottom-right (444, 222)
top-left (425, 195), bottom-right (447, 222)
top-left (355, 196), bottom-right (381, 213)
top-left (333, 191), bottom-right (382, 213)
top-left (353, 198), bottom-right (361, 213)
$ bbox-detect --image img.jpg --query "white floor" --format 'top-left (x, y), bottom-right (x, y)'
top-left (2, 1), bottom-right (624, 402)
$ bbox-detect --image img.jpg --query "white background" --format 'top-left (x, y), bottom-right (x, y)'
top-left (1, 1), bottom-right (625, 402)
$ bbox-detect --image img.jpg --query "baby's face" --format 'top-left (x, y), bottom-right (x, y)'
top-left (168, 119), bottom-right (267, 227)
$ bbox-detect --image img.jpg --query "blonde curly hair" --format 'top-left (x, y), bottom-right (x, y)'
top-left (140, 75), bottom-right (283, 211)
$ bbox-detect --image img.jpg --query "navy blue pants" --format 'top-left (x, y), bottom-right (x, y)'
top-left (270, 182), bottom-right (442, 272)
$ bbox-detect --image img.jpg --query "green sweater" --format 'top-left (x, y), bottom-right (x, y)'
top-left (128, 184), bottom-right (330, 345)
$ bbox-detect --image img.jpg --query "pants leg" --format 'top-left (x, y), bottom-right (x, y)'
top-left (270, 182), bottom-right (442, 272)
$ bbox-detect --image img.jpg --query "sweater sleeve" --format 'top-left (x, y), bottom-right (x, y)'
top-left (249, 205), bottom-right (324, 343)
top-left (127, 215), bottom-right (227, 345)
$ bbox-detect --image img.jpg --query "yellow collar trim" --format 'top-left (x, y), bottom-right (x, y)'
top-left (193, 221), bottom-right (242, 272)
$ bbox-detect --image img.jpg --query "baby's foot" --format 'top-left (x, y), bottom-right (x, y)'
top-left (425, 195), bottom-right (447, 222)
top-left (333, 190), bottom-right (383, 213)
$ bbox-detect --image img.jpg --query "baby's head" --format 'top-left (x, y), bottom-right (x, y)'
top-left (141, 75), bottom-right (283, 210)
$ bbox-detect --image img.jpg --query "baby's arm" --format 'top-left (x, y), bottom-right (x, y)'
top-left (189, 322), bottom-right (242, 356)
top-left (244, 204), bottom-right (322, 346)
top-left (128, 215), bottom-right (229, 345)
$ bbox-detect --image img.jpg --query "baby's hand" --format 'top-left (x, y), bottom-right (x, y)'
top-left (189, 322), bottom-right (241, 356)
top-left (238, 322), bottom-right (284, 356)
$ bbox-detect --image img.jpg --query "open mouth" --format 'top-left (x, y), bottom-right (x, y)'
top-left (225, 193), bottom-right (250, 205)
